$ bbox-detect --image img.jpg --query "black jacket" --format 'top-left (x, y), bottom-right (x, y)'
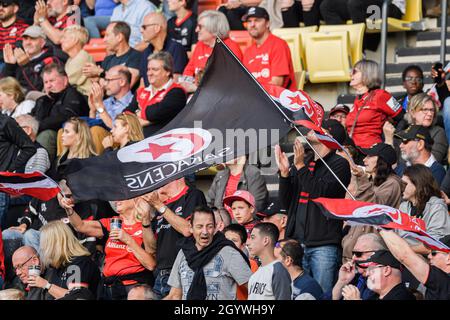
top-left (279, 151), bottom-right (351, 247)
top-left (31, 86), bottom-right (89, 132)
top-left (0, 113), bottom-right (36, 172)
top-left (2, 46), bottom-right (67, 92)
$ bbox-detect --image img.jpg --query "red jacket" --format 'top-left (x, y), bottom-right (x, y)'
top-left (346, 89), bottom-right (402, 148)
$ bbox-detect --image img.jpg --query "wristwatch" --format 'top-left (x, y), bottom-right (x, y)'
top-left (97, 107), bottom-right (105, 114)
top-left (38, 17), bottom-right (45, 24)
top-left (157, 205), bottom-right (168, 215)
top-left (45, 282), bottom-right (52, 290)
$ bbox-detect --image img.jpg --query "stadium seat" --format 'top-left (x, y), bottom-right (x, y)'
top-left (272, 26), bottom-right (317, 69)
top-left (364, 0), bottom-right (424, 33)
top-left (304, 31), bottom-right (351, 83)
top-left (198, 0), bottom-right (224, 13)
top-left (84, 39), bottom-right (107, 62)
top-left (228, 30), bottom-right (253, 53)
top-left (319, 23), bottom-right (365, 65)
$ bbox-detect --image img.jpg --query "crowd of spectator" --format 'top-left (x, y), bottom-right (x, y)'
top-left (0, 0), bottom-right (448, 301)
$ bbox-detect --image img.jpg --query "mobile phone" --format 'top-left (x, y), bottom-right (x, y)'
top-left (433, 62), bottom-right (444, 83)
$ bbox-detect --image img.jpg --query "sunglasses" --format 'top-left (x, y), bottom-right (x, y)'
top-left (352, 250), bottom-right (374, 258)
top-left (430, 251), bottom-right (445, 256)
top-left (404, 76), bottom-right (423, 83)
top-left (0, 2), bottom-right (13, 7)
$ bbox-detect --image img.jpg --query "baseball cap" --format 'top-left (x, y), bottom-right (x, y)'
top-left (22, 26), bottom-right (47, 40)
top-left (321, 119), bottom-right (347, 145)
top-left (242, 6), bottom-right (270, 22)
top-left (357, 250), bottom-right (401, 269)
top-left (329, 104), bottom-right (350, 117)
top-left (256, 200), bottom-right (287, 219)
top-left (395, 125), bottom-right (434, 145)
top-left (360, 143), bottom-right (397, 166)
top-left (223, 190), bottom-right (256, 208)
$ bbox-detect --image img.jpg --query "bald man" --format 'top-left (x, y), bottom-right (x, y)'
top-left (127, 284), bottom-right (155, 300)
top-left (11, 246), bottom-right (48, 300)
top-left (139, 12), bottom-right (188, 87)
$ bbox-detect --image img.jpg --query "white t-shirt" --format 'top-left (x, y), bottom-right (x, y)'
top-left (248, 260), bottom-right (292, 300)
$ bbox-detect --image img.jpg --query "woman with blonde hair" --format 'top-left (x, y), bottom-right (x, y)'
top-left (27, 221), bottom-right (100, 300)
top-left (406, 93), bottom-right (447, 163)
top-left (102, 113), bottom-right (144, 150)
top-left (58, 192), bottom-right (157, 300)
top-left (0, 77), bottom-right (35, 118)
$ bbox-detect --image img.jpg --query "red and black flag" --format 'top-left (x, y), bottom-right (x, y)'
top-left (62, 39), bottom-right (292, 201)
top-left (0, 171), bottom-right (60, 201)
top-left (313, 197), bottom-right (450, 253)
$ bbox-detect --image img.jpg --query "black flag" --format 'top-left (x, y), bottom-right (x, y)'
top-left (63, 39), bottom-right (292, 201)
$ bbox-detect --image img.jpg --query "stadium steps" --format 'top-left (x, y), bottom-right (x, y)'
top-left (337, 27), bottom-right (446, 106)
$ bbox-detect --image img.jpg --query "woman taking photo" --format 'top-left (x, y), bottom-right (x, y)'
top-left (346, 60), bottom-right (404, 149)
top-left (58, 193), bottom-right (157, 300)
top-left (400, 164), bottom-right (450, 254)
top-left (102, 113), bottom-right (144, 151)
top-left (342, 143), bottom-right (403, 262)
top-left (27, 221), bottom-right (100, 300)
top-left (0, 77), bottom-right (35, 118)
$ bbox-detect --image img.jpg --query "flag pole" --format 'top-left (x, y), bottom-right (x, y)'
top-left (216, 38), bottom-right (356, 200)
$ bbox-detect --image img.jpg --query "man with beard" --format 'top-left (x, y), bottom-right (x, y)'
top-left (34, 0), bottom-right (78, 46)
top-left (2, 25), bottom-right (66, 92)
top-left (275, 119), bottom-right (351, 293)
top-left (0, 0), bottom-right (28, 63)
top-left (165, 206), bottom-right (252, 300)
top-left (242, 6), bottom-right (296, 90)
top-left (340, 249), bottom-right (415, 300)
top-left (395, 125), bottom-right (446, 184)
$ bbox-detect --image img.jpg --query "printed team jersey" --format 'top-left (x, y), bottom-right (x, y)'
top-left (183, 38), bottom-right (243, 77)
top-left (167, 11), bottom-right (197, 52)
top-left (346, 89), bottom-right (402, 148)
top-left (135, 81), bottom-right (185, 120)
top-left (100, 217), bottom-right (145, 278)
top-left (243, 33), bottom-right (297, 91)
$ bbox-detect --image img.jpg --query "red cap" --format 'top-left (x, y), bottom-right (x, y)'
top-left (223, 190), bottom-right (256, 208)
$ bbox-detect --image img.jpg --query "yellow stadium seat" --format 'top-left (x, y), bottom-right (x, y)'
top-left (272, 26), bottom-right (317, 69)
top-left (304, 31), bottom-right (352, 83)
top-left (319, 23), bottom-right (365, 65)
top-left (364, 0), bottom-right (424, 33)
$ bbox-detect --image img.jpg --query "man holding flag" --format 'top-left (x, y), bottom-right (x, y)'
top-left (275, 119), bottom-right (351, 293)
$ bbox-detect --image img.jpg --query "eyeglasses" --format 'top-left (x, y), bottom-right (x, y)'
top-left (352, 250), bottom-right (375, 258)
top-left (104, 77), bottom-right (122, 83)
top-left (420, 108), bottom-right (435, 114)
top-left (0, 2), bottom-right (13, 7)
top-left (404, 76), bottom-right (423, 83)
top-left (429, 251), bottom-right (447, 256)
top-left (141, 23), bottom-right (159, 30)
top-left (13, 255), bottom-right (35, 272)
top-left (275, 241), bottom-right (289, 257)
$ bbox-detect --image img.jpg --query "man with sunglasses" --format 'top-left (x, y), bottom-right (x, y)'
top-left (379, 230), bottom-right (450, 300)
top-left (395, 125), bottom-right (446, 185)
top-left (341, 249), bottom-right (415, 300)
top-left (325, 233), bottom-right (382, 300)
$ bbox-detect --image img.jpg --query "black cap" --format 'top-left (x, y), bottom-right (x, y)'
top-left (395, 125), bottom-right (434, 145)
top-left (256, 201), bottom-right (287, 219)
top-left (242, 6), bottom-right (270, 22)
top-left (321, 119), bottom-right (347, 145)
top-left (358, 250), bottom-right (401, 269)
top-left (360, 143), bottom-right (397, 166)
top-left (329, 104), bottom-right (350, 116)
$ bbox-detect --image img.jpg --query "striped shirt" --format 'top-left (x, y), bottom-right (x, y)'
top-left (0, 19), bottom-right (28, 51)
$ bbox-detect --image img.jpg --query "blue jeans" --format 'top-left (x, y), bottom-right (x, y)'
top-left (153, 269), bottom-right (171, 299)
top-left (443, 97), bottom-right (450, 145)
top-left (302, 245), bottom-right (342, 293)
top-left (2, 229), bottom-right (41, 257)
top-left (83, 16), bottom-right (111, 38)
